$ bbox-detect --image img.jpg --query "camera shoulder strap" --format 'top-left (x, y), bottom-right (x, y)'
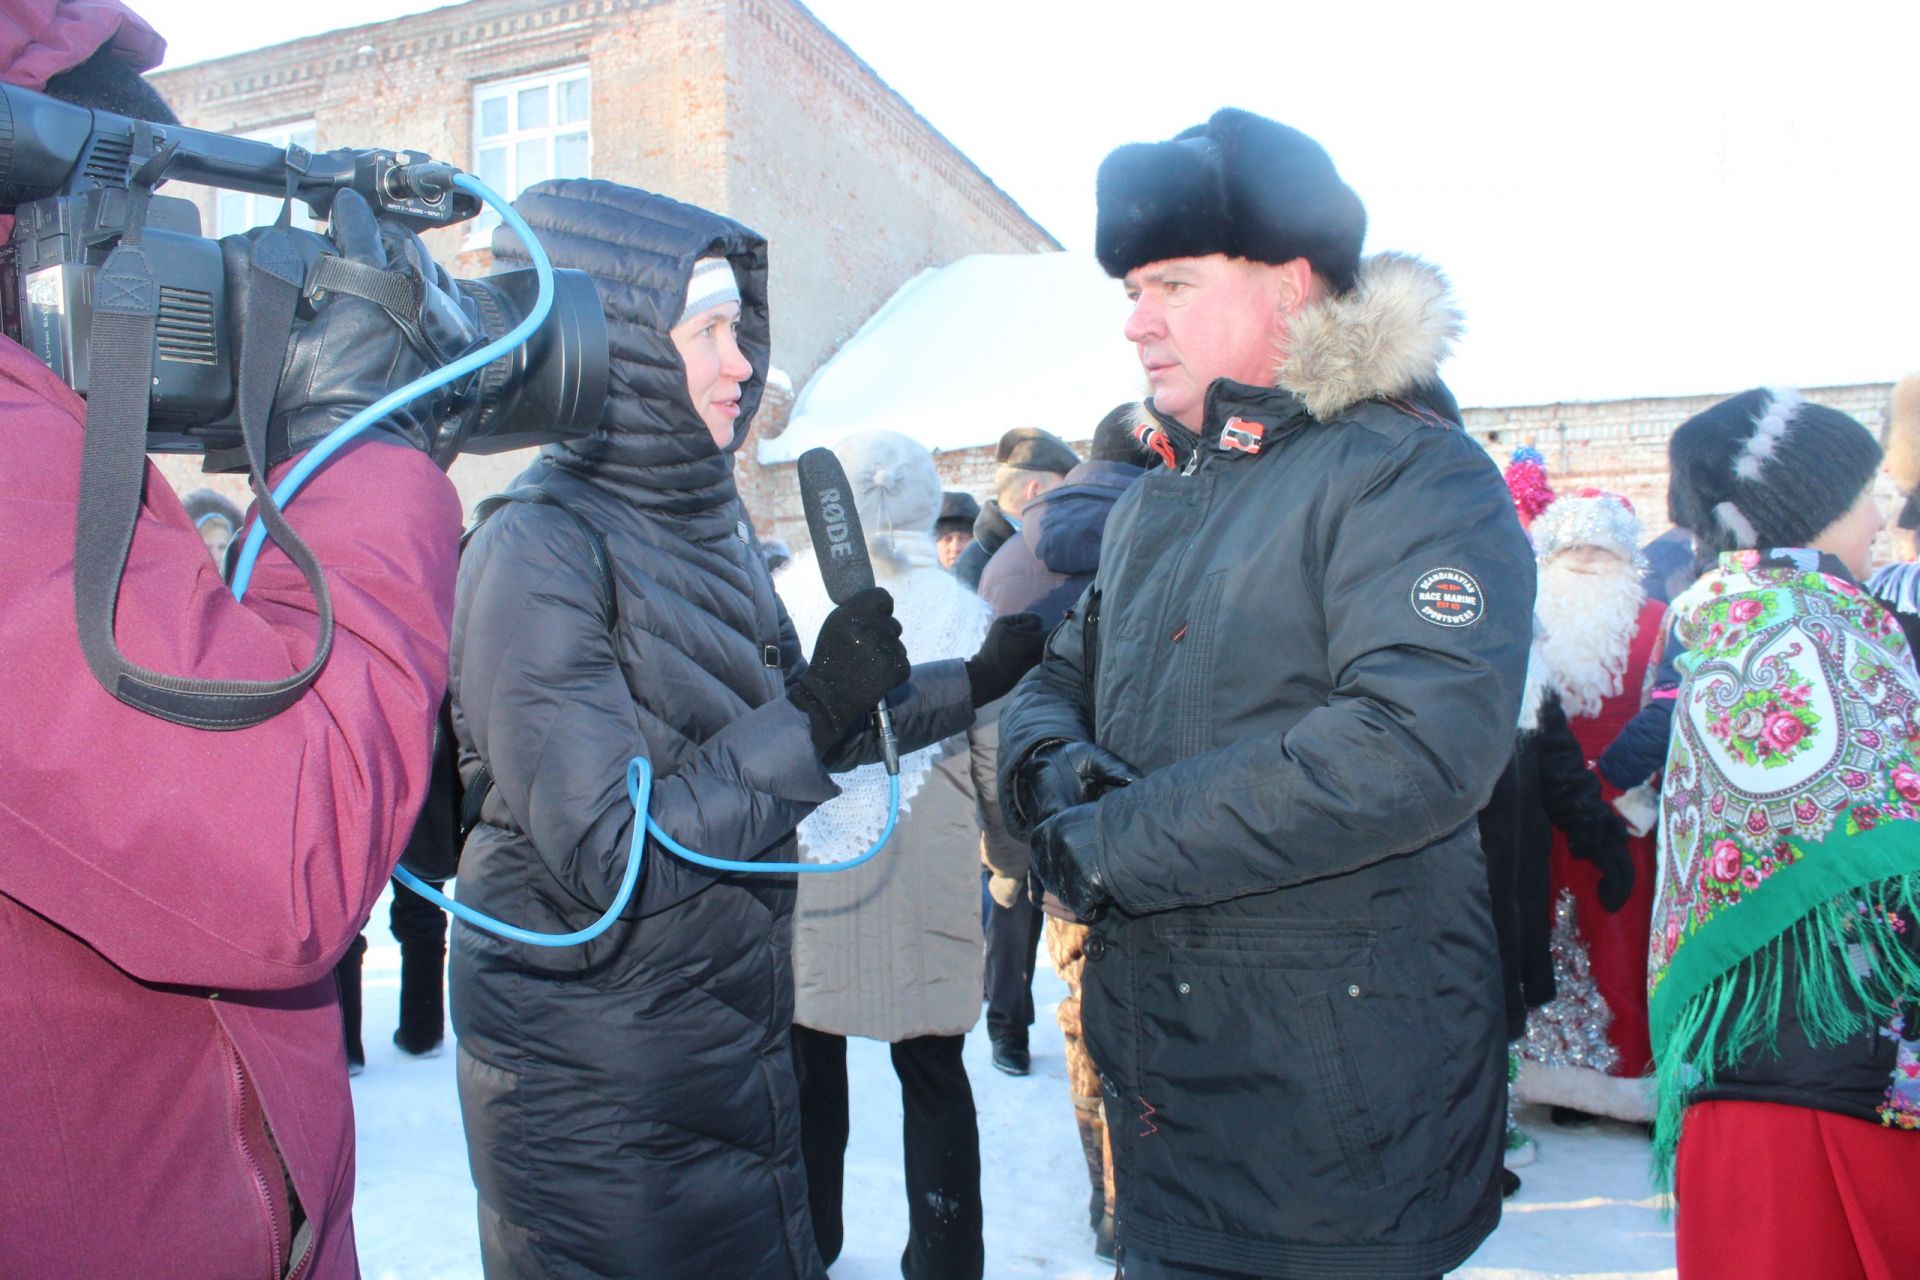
top-left (71, 156), bottom-right (338, 730)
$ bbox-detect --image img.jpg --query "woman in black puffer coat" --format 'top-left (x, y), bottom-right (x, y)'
top-left (447, 180), bottom-right (1035, 1279)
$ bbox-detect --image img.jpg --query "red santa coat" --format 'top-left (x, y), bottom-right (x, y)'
top-left (1547, 595), bottom-right (1667, 1076)
top-left (0, 330), bottom-right (459, 1272)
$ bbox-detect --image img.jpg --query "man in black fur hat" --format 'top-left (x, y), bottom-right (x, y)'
top-left (998, 109), bottom-right (1536, 1279)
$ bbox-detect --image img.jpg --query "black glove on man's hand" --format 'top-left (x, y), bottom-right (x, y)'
top-left (220, 189), bottom-right (479, 470)
top-left (1594, 842), bottom-right (1636, 913)
top-left (1010, 740), bottom-right (1141, 837)
top-left (790, 586), bottom-right (911, 753)
top-left (965, 612), bottom-right (1048, 707)
top-left (1030, 804), bottom-right (1111, 920)
top-left (1575, 815), bottom-right (1636, 912)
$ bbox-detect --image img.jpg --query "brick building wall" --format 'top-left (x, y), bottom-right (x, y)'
top-left (146, 0), bottom-right (1055, 518)
top-left (1459, 382), bottom-right (1896, 534)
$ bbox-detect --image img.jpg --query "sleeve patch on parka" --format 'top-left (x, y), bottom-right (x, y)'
top-left (1411, 567), bottom-right (1484, 627)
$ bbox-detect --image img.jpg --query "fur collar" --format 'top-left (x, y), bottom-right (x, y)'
top-left (1277, 252), bottom-right (1462, 421)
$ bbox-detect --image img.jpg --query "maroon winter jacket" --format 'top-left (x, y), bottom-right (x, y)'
top-left (0, 261), bottom-right (461, 1274)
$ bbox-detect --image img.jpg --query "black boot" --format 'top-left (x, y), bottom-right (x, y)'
top-left (391, 880), bottom-right (448, 1058)
top-left (394, 939), bottom-right (446, 1057)
top-left (990, 1034), bottom-right (1030, 1076)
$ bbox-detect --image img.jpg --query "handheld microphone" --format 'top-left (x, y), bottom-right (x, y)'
top-left (796, 447), bottom-right (901, 775)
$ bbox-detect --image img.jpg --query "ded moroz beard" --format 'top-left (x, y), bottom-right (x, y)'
top-left (1534, 554), bottom-right (1646, 720)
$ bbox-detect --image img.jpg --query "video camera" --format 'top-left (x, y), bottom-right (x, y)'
top-left (0, 83), bottom-right (612, 731)
top-left (0, 82), bottom-right (607, 457)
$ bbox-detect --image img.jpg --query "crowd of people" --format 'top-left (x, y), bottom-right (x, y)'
top-left (2, 2), bottom-right (1917, 1278)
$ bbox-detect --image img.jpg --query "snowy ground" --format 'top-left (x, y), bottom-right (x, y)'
top-left (350, 886), bottom-right (1676, 1279)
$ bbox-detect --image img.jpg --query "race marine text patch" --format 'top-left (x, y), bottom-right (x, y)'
top-left (1411, 567), bottom-right (1484, 627)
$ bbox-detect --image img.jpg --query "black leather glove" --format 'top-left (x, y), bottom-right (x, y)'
top-left (1029, 804), bottom-right (1111, 920)
top-left (965, 612), bottom-right (1048, 707)
top-left (1010, 739), bottom-right (1140, 837)
top-left (1574, 816), bottom-right (1636, 913)
top-left (218, 189), bottom-right (479, 470)
top-left (790, 586), bottom-right (911, 753)
top-left (378, 221), bottom-right (487, 464)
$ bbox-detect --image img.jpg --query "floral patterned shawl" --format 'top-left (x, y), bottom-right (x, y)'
top-left (1652, 549), bottom-right (1920, 1176)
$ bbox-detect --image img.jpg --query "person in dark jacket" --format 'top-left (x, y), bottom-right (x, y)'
top-left (1478, 649), bottom-right (1633, 1190)
top-left (1640, 525), bottom-right (1697, 605)
top-left (977, 404), bottom-right (1156, 624)
top-left (976, 414), bottom-right (1146, 1080)
top-left (936, 490), bottom-right (981, 571)
top-left (975, 401), bottom-right (1154, 1253)
top-left (953, 427), bottom-right (1078, 591)
top-left (998, 110), bottom-right (1534, 1279)
top-left (447, 180), bottom-right (1039, 1280)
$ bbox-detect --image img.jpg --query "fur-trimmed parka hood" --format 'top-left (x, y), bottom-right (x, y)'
top-left (1278, 251), bottom-right (1463, 422)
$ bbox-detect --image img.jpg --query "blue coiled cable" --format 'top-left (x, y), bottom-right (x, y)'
top-left (227, 172), bottom-right (899, 947)
top-left (391, 759), bottom-right (900, 947)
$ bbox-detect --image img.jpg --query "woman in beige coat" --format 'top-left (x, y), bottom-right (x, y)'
top-left (780, 429), bottom-right (994, 1280)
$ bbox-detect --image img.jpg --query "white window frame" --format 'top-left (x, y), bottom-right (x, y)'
top-left (214, 121), bottom-right (321, 237)
top-left (469, 66), bottom-right (591, 244)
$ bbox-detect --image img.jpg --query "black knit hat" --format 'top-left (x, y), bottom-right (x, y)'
top-left (936, 490), bottom-right (980, 535)
top-left (1094, 108), bottom-right (1366, 292)
top-left (1668, 388), bottom-right (1882, 556)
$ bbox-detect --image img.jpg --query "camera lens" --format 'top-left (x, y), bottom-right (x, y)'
top-left (452, 266), bottom-right (608, 455)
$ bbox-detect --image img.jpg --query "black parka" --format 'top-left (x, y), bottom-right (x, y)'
top-left (999, 254), bottom-right (1535, 1278)
top-left (447, 181), bottom-right (971, 1279)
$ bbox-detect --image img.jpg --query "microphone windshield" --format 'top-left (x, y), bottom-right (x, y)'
top-left (796, 447), bottom-right (876, 605)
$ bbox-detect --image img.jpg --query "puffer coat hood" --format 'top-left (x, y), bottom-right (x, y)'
top-left (494, 178), bottom-right (770, 513)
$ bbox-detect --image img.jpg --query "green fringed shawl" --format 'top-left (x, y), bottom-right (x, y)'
top-left (1650, 550), bottom-right (1920, 1184)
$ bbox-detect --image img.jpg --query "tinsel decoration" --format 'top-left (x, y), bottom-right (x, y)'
top-left (1504, 445), bottom-right (1555, 529)
top-left (1520, 889), bottom-right (1622, 1073)
top-left (1504, 1048), bottom-right (1537, 1166)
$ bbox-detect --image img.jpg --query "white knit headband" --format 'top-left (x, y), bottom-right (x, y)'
top-left (679, 256), bottom-right (741, 325)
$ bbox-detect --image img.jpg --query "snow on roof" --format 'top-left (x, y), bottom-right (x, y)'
top-left (756, 253), bottom-right (1143, 464)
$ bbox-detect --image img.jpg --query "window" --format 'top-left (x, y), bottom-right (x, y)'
top-left (471, 67), bottom-right (590, 237)
top-left (215, 121), bottom-right (320, 237)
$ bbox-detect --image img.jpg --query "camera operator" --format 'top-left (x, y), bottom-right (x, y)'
top-left (0, 6), bottom-right (475, 1278)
